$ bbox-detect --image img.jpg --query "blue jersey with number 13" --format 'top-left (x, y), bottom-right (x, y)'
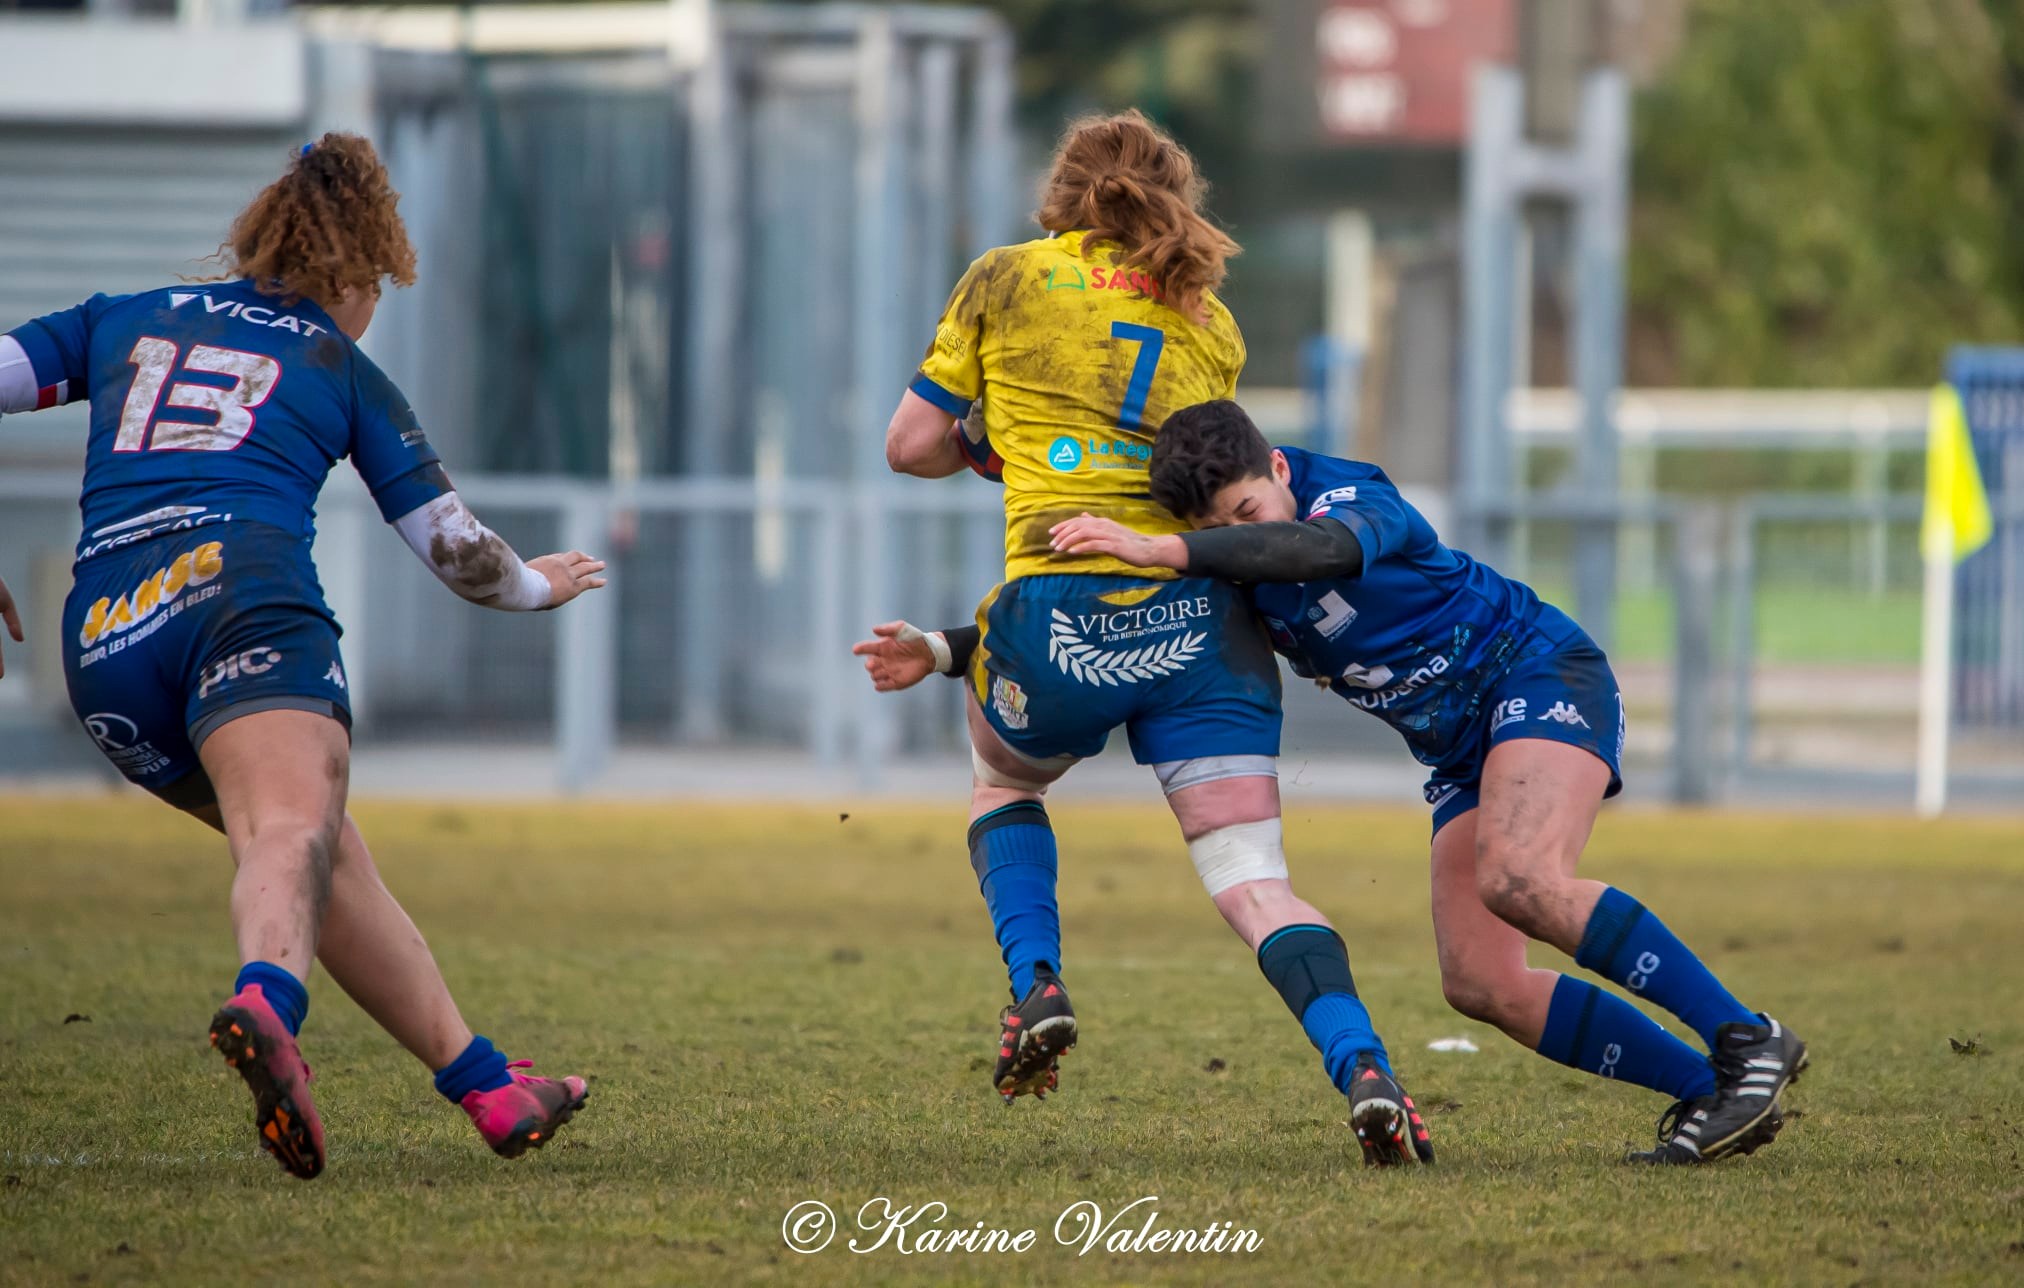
top-left (8, 278), bottom-right (450, 565)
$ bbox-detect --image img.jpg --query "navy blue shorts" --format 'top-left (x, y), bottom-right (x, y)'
top-left (62, 522), bottom-right (351, 805)
top-left (1424, 635), bottom-right (1624, 836)
top-left (969, 573), bottom-right (1282, 765)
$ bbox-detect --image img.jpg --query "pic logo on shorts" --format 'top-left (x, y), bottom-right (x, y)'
top-left (79, 541), bottom-right (224, 649)
top-left (198, 647), bottom-right (282, 700)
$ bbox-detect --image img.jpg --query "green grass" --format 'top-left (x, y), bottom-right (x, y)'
top-left (1532, 585), bottom-right (1923, 666)
top-left (4, 799), bottom-right (2023, 1286)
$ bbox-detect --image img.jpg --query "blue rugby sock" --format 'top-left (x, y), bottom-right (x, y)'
top-left (433, 1035), bottom-right (513, 1103)
top-left (968, 802), bottom-right (1061, 998)
top-left (1574, 887), bottom-right (1756, 1048)
top-left (234, 961), bottom-right (308, 1037)
top-left (1304, 992), bottom-right (1394, 1086)
top-left (1258, 924), bottom-right (1393, 1087)
top-left (1537, 974), bottom-right (1716, 1102)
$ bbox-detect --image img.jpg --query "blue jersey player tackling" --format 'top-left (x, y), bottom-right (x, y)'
top-left (0, 135), bottom-right (600, 1179)
top-left (885, 400), bottom-right (1809, 1165)
top-left (1043, 400), bottom-right (1809, 1164)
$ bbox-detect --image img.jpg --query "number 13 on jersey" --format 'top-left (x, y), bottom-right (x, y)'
top-left (115, 337), bottom-right (281, 453)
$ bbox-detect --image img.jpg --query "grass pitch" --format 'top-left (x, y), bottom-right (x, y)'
top-left (3, 797), bottom-right (2022, 1286)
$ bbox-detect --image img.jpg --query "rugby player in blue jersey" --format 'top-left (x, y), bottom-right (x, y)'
top-left (0, 135), bottom-right (601, 1179)
top-left (882, 400), bottom-right (1807, 1165)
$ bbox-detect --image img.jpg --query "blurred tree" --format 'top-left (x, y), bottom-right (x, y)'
top-left (1630, 0), bottom-right (2024, 386)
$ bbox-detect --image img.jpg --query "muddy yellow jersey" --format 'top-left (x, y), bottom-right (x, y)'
top-left (910, 230), bottom-right (1246, 581)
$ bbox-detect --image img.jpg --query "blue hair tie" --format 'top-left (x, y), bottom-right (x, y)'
top-left (300, 142), bottom-right (314, 157)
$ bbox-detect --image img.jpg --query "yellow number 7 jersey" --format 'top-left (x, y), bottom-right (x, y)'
top-left (910, 230), bottom-right (1247, 581)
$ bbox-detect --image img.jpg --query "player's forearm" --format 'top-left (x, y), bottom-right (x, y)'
top-left (391, 492), bottom-right (552, 610)
top-left (1178, 518), bottom-right (1363, 583)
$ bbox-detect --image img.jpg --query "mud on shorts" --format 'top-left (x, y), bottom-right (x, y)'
top-left (1423, 633), bottom-right (1625, 837)
top-left (61, 521), bottom-right (352, 810)
top-left (968, 573), bottom-right (1283, 766)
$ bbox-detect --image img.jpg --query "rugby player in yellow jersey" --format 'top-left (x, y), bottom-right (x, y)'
top-left (862, 111), bottom-right (1431, 1165)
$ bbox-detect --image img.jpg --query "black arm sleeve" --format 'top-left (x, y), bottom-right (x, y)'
top-left (1178, 517), bottom-right (1364, 583)
top-left (942, 623), bottom-right (981, 676)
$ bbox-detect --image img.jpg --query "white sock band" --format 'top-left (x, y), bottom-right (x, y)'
top-left (1187, 818), bottom-right (1288, 897)
top-left (1153, 754), bottom-right (1278, 795)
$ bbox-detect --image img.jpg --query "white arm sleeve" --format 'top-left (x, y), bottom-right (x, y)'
top-left (391, 491), bottom-right (553, 611)
top-left (0, 336), bottom-right (40, 414)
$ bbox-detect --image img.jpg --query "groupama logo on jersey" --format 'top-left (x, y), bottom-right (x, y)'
top-left (78, 541), bottom-right (224, 650)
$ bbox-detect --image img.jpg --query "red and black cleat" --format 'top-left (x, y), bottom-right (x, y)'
top-left (993, 967), bottom-right (1077, 1104)
top-left (1347, 1055), bottom-right (1433, 1167)
top-left (209, 985), bottom-right (326, 1180)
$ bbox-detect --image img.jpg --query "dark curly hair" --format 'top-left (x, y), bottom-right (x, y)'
top-left (1148, 400), bottom-right (1275, 520)
top-left (203, 132), bottom-right (416, 307)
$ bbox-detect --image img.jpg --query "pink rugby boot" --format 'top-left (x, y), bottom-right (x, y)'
top-left (460, 1061), bottom-right (589, 1158)
top-left (209, 985), bottom-right (326, 1180)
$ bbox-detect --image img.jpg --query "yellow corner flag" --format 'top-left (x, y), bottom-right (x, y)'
top-left (1923, 383), bottom-right (1994, 563)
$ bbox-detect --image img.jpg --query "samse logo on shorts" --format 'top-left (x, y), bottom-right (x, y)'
top-left (79, 541), bottom-right (224, 648)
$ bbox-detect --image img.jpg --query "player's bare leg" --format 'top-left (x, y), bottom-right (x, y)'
top-left (1430, 811), bottom-right (1558, 1047)
top-left (198, 708), bottom-right (348, 1180)
top-left (315, 815), bottom-right (472, 1067)
top-left (967, 700), bottom-right (1078, 1103)
top-left (1469, 739), bottom-right (1804, 1162)
top-left (1167, 771), bottom-right (1428, 1165)
top-left (189, 759), bottom-right (585, 1162)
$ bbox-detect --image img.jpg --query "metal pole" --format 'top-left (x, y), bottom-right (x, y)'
top-left (1915, 530), bottom-right (1956, 817)
top-left (851, 13), bottom-right (906, 779)
top-left (1459, 67), bottom-right (1523, 564)
top-left (556, 488), bottom-right (616, 793)
top-left (1570, 67), bottom-right (1627, 654)
top-left (1669, 505), bottom-right (1720, 804)
top-left (1726, 506), bottom-right (1757, 784)
top-left (676, 12), bottom-right (739, 743)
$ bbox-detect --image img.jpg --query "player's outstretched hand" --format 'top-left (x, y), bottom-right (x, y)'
top-left (530, 551), bottom-right (609, 610)
top-left (0, 573), bottom-right (21, 679)
top-left (1048, 513), bottom-right (1189, 570)
top-left (852, 621), bottom-right (939, 692)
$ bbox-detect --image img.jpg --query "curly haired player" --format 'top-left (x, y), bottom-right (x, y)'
top-left (0, 135), bottom-right (598, 1179)
top-left (878, 400), bottom-right (1808, 1165)
top-left (866, 112), bottom-right (1431, 1166)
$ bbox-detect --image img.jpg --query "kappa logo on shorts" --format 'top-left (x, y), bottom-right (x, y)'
top-left (991, 675), bottom-right (1030, 730)
top-left (1537, 700), bottom-right (1590, 729)
top-left (1047, 607), bottom-right (1205, 686)
top-left (324, 661), bottom-right (347, 691)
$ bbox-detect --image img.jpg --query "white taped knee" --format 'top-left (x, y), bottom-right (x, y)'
top-left (1154, 755), bottom-right (1278, 795)
top-left (972, 743), bottom-right (1071, 792)
top-left (1188, 818), bottom-right (1288, 897)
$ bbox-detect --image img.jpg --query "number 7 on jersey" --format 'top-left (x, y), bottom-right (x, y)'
top-left (1110, 321), bottom-right (1165, 431)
